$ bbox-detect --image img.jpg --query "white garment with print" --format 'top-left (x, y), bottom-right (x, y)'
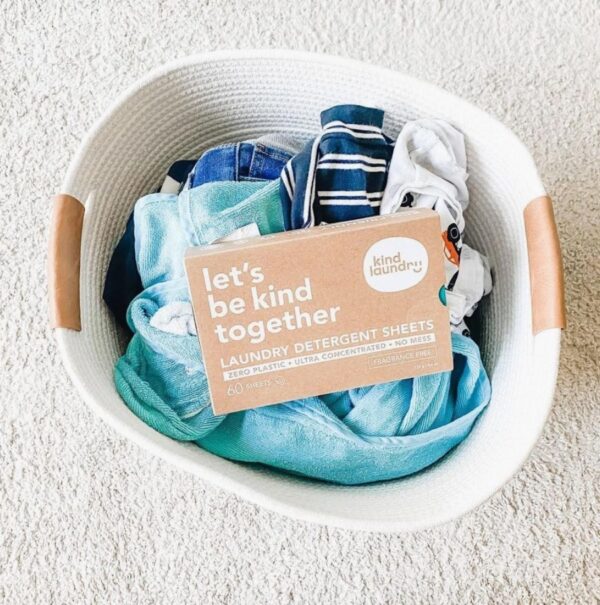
top-left (381, 119), bottom-right (492, 331)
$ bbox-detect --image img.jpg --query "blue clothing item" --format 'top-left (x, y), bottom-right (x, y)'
top-left (104, 135), bottom-right (302, 328)
top-left (134, 180), bottom-right (284, 288)
top-left (103, 213), bottom-right (143, 331)
top-left (189, 141), bottom-right (293, 187)
top-left (102, 158), bottom-right (197, 330)
top-left (115, 278), bottom-right (491, 485)
top-left (280, 105), bottom-right (394, 230)
top-left (116, 280), bottom-right (222, 440)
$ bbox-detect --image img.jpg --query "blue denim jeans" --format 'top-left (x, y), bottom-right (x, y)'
top-left (104, 135), bottom-right (304, 330)
top-left (189, 140), bottom-right (295, 187)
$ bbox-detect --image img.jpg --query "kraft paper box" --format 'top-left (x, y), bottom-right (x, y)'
top-left (185, 210), bottom-right (453, 414)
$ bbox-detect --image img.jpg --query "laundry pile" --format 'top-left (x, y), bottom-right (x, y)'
top-left (106, 105), bottom-right (492, 485)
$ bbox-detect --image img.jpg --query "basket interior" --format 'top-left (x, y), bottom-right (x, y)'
top-left (59, 53), bottom-right (554, 529)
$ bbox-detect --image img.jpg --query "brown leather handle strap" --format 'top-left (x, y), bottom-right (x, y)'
top-left (48, 194), bottom-right (84, 331)
top-left (524, 195), bottom-right (566, 335)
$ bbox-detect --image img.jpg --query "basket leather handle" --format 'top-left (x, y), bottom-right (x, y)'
top-left (524, 195), bottom-right (566, 335)
top-left (49, 194), bottom-right (84, 331)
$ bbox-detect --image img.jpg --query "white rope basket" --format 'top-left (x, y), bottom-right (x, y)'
top-left (50, 50), bottom-right (565, 532)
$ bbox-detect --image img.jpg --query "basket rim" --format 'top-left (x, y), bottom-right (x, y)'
top-left (64, 49), bottom-right (537, 195)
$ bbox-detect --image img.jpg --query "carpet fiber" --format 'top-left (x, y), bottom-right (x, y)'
top-left (1, 1), bottom-right (599, 603)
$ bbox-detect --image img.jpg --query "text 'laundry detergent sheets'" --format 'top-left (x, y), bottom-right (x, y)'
top-left (185, 210), bottom-right (453, 413)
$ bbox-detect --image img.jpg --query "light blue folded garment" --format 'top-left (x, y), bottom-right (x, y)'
top-left (119, 179), bottom-right (287, 438)
top-left (115, 278), bottom-right (491, 485)
top-left (134, 180), bottom-right (284, 288)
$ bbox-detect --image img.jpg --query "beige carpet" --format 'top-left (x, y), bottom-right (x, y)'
top-left (1, 1), bottom-right (599, 602)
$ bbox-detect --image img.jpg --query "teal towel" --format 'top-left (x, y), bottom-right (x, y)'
top-left (115, 278), bottom-right (491, 485)
top-left (115, 179), bottom-right (491, 485)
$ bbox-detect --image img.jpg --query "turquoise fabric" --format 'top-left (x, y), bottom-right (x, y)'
top-left (115, 178), bottom-right (491, 485)
top-left (115, 278), bottom-right (490, 485)
top-left (134, 180), bottom-right (284, 288)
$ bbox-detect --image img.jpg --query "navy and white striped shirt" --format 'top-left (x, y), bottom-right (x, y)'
top-left (280, 105), bottom-right (394, 229)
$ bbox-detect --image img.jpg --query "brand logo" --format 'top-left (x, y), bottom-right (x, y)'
top-left (363, 237), bottom-right (429, 292)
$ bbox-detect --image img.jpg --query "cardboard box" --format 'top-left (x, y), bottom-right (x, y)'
top-left (185, 210), bottom-right (453, 414)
